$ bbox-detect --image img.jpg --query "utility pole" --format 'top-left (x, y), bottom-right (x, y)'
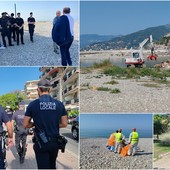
top-left (14, 3), bottom-right (16, 17)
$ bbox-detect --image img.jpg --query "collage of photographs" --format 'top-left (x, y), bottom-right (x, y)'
top-left (0, 0), bottom-right (170, 169)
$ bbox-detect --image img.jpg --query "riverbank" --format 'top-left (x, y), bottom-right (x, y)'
top-left (80, 138), bottom-right (152, 169)
top-left (80, 68), bottom-right (170, 112)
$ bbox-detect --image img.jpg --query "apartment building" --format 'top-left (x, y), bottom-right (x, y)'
top-left (39, 67), bottom-right (79, 110)
top-left (24, 80), bottom-right (39, 100)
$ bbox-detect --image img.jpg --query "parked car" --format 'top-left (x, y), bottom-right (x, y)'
top-left (71, 116), bottom-right (79, 140)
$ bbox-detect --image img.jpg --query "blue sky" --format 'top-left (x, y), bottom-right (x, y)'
top-left (80, 114), bottom-right (152, 131)
top-left (0, 67), bottom-right (41, 95)
top-left (81, 1), bottom-right (170, 35)
top-left (0, 1), bottom-right (78, 21)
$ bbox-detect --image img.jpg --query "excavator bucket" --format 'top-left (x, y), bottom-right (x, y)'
top-left (147, 54), bottom-right (158, 61)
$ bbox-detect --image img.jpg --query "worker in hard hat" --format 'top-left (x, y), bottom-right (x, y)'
top-left (128, 128), bottom-right (139, 156)
top-left (106, 130), bottom-right (118, 151)
top-left (114, 128), bottom-right (125, 154)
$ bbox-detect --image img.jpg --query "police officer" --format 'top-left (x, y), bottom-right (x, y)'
top-left (128, 128), bottom-right (139, 156)
top-left (15, 12), bottom-right (24, 45)
top-left (12, 102), bottom-right (29, 164)
top-left (27, 12), bottom-right (35, 42)
top-left (23, 79), bottom-right (68, 169)
top-left (9, 13), bottom-right (16, 42)
top-left (5, 106), bottom-right (13, 121)
top-left (0, 105), bottom-right (13, 169)
top-left (0, 12), bottom-right (14, 47)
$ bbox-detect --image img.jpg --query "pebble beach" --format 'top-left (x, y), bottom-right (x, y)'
top-left (80, 138), bottom-right (153, 169)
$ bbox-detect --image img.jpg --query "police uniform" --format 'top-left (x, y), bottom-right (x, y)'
top-left (27, 17), bottom-right (35, 42)
top-left (15, 17), bottom-right (24, 45)
top-left (12, 109), bottom-right (28, 163)
top-left (0, 14), bottom-right (13, 47)
top-left (0, 106), bottom-right (10, 169)
top-left (25, 80), bottom-right (67, 169)
top-left (9, 16), bottom-right (16, 41)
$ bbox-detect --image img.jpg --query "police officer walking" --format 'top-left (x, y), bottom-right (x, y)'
top-left (27, 12), bottom-right (35, 42)
top-left (23, 79), bottom-right (68, 169)
top-left (9, 13), bottom-right (16, 42)
top-left (12, 102), bottom-right (29, 164)
top-left (15, 13), bottom-right (24, 45)
top-left (0, 105), bottom-right (13, 169)
top-left (0, 12), bottom-right (14, 47)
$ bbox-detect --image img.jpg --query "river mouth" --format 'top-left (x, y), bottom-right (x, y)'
top-left (81, 56), bottom-right (170, 68)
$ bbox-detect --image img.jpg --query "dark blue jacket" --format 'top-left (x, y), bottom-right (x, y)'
top-left (52, 15), bottom-right (72, 46)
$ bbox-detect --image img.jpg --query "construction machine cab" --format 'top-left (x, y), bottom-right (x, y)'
top-left (133, 52), bottom-right (139, 58)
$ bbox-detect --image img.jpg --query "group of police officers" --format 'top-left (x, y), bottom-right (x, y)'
top-left (0, 79), bottom-right (68, 169)
top-left (0, 12), bottom-right (35, 49)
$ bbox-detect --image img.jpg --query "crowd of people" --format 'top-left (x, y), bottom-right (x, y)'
top-left (106, 128), bottom-right (139, 156)
top-left (0, 12), bottom-right (35, 49)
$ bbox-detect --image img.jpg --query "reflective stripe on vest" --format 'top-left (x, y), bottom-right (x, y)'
top-left (131, 132), bottom-right (139, 143)
top-left (115, 132), bottom-right (122, 142)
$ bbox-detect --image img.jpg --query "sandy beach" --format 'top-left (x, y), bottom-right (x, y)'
top-left (80, 138), bottom-right (153, 169)
top-left (0, 21), bottom-right (79, 66)
top-left (80, 70), bottom-right (170, 112)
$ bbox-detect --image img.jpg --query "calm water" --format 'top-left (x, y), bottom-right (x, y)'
top-left (80, 129), bottom-right (152, 138)
top-left (81, 56), bottom-right (170, 68)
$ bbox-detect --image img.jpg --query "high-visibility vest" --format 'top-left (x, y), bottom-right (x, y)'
top-left (115, 132), bottom-right (122, 142)
top-left (131, 132), bottom-right (139, 144)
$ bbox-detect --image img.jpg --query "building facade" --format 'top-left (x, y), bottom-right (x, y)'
top-left (24, 80), bottom-right (39, 100)
top-left (39, 67), bottom-right (79, 110)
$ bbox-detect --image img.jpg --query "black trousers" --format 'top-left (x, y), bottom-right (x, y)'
top-left (60, 36), bottom-right (74, 66)
top-left (9, 26), bottom-right (16, 41)
top-left (33, 142), bottom-right (59, 169)
top-left (29, 25), bottom-right (35, 41)
top-left (15, 133), bottom-right (27, 157)
top-left (0, 137), bottom-right (5, 169)
top-left (16, 29), bottom-right (24, 44)
top-left (1, 29), bottom-right (12, 47)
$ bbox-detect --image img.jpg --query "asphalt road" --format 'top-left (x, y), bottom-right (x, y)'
top-left (60, 124), bottom-right (79, 157)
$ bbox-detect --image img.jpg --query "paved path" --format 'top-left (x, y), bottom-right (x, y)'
top-left (6, 134), bottom-right (78, 169)
top-left (154, 153), bottom-right (170, 169)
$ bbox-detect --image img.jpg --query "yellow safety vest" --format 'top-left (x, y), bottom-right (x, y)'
top-left (115, 132), bottom-right (122, 142)
top-left (131, 132), bottom-right (139, 144)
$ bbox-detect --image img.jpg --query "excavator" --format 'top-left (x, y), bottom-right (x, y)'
top-left (125, 35), bottom-right (158, 68)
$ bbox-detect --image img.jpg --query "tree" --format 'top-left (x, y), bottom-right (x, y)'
top-left (0, 92), bottom-right (26, 111)
top-left (154, 115), bottom-right (164, 139)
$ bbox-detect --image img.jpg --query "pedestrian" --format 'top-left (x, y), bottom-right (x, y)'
top-left (9, 13), bottom-right (16, 42)
top-left (5, 106), bottom-right (13, 121)
top-left (0, 12), bottom-right (14, 47)
top-left (27, 12), bottom-right (35, 42)
top-left (128, 128), bottom-right (139, 156)
top-left (0, 105), bottom-right (13, 169)
top-left (15, 12), bottom-right (24, 45)
top-left (52, 7), bottom-right (74, 66)
top-left (0, 41), bottom-right (5, 49)
top-left (23, 79), bottom-right (68, 169)
top-left (114, 128), bottom-right (125, 154)
top-left (12, 102), bottom-right (29, 164)
top-left (53, 10), bottom-right (61, 54)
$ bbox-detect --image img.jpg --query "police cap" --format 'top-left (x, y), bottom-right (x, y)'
top-left (18, 101), bottom-right (25, 106)
top-left (38, 79), bottom-right (51, 88)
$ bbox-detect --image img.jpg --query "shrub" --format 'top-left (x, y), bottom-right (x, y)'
top-left (160, 133), bottom-right (170, 146)
top-left (97, 87), bottom-right (111, 91)
top-left (110, 88), bottom-right (121, 94)
top-left (92, 59), bottom-right (112, 68)
top-left (104, 80), bottom-right (119, 85)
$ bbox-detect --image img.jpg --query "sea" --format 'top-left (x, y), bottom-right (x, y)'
top-left (80, 128), bottom-right (152, 139)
